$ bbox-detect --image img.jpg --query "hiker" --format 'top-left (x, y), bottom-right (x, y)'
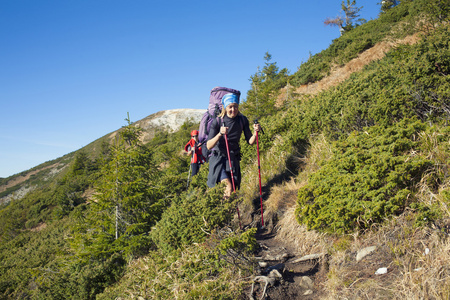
top-left (206, 92), bottom-right (261, 198)
top-left (184, 130), bottom-right (204, 176)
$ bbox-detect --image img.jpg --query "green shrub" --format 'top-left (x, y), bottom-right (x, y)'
top-left (410, 202), bottom-right (443, 227)
top-left (216, 228), bottom-right (258, 271)
top-left (151, 186), bottom-right (236, 254)
top-left (30, 252), bottom-right (125, 300)
top-left (296, 119), bottom-right (433, 233)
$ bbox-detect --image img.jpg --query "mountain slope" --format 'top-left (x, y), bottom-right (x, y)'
top-left (1, 1), bottom-right (450, 299)
top-left (278, 34), bottom-right (420, 102)
top-left (98, 3), bottom-right (450, 298)
top-left (0, 108), bottom-right (204, 205)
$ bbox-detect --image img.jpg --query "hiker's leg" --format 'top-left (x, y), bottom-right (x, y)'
top-left (219, 168), bottom-right (232, 198)
top-left (221, 178), bottom-right (232, 198)
top-left (191, 163), bottom-right (199, 176)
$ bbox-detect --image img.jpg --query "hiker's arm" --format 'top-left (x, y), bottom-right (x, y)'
top-left (249, 134), bottom-right (256, 145)
top-left (184, 146), bottom-right (194, 155)
top-left (207, 126), bottom-right (227, 150)
top-left (247, 123), bottom-right (261, 145)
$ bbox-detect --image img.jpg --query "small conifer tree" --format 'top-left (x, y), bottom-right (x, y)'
top-left (241, 52), bottom-right (289, 120)
top-left (324, 0), bottom-right (366, 34)
top-left (72, 114), bottom-right (163, 259)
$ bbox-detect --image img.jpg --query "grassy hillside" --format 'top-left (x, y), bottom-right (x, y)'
top-left (1, 1), bottom-right (449, 299)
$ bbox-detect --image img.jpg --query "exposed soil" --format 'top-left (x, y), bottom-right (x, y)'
top-left (0, 164), bottom-right (59, 193)
top-left (276, 34), bottom-right (419, 106)
top-left (248, 227), bottom-right (327, 300)
top-left (237, 186), bottom-right (328, 299)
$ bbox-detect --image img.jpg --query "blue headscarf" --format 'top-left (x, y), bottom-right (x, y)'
top-left (222, 93), bottom-right (239, 109)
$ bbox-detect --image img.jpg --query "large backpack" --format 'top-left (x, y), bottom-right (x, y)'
top-left (198, 87), bottom-right (241, 161)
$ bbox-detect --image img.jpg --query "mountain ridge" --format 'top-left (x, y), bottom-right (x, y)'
top-left (0, 108), bottom-right (205, 204)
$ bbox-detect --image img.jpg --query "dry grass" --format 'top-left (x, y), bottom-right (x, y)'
top-left (296, 133), bottom-right (333, 183)
top-left (274, 206), bottom-right (328, 257)
top-left (238, 130), bottom-right (333, 229)
top-left (264, 178), bottom-right (301, 213)
top-left (415, 130), bottom-right (450, 219)
top-left (253, 132), bottom-right (335, 256)
top-left (251, 132), bottom-right (334, 255)
top-left (318, 210), bottom-right (450, 300)
top-left (29, 222), bottom-right (47, 232)
top-left (239, 134), bottom-right (291, 214)
top-left (393, 236), bottom-right (450, 299)
top-left (101, 245), bottom-right (248, 300)
top-left (0, 163), bottom-right (63, 193)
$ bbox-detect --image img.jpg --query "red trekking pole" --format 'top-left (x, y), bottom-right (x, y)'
top-left (254, 119), bottom-right (265, 228)
top-left (223, 121), bottom-right (242, 230)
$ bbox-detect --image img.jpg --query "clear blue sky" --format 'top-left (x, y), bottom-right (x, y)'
top-left (0, 0), bottom-right (381, 178)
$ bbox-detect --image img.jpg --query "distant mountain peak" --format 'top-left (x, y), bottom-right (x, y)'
top-left (130, 108), bottom-right (205, 144)
top-left (140, 108), bottom-right (205, 132)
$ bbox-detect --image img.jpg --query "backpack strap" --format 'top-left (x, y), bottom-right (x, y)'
top-left (202, 113), bottom-right (213, 139)
top-left (214, 104), bottom-right (221, 117)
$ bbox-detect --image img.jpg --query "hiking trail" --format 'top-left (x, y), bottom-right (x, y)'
top-left (244, 34), bottom-right (420, 300)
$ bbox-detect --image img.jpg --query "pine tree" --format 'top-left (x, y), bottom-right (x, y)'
top-left (342, 0), bottom-right (364, 31)
top-left (324, 0), bottom-right (366, 35)
top-left (241, 52), bottom-right (289, 121)
top-left (71, 115), bottom-right (163, 260)
top-left (379, 0), bottom-right (400, 13)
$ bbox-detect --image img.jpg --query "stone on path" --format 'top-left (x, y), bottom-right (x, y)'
top-left (356, 246), bottom-right (377, 262)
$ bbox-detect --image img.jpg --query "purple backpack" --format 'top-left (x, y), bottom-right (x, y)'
top-left (198, 87), bottom-right (241, 161)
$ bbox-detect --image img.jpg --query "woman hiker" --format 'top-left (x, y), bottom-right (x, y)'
top-left (184, 130), bottom-right (205, 176)
top-left (206, 92), bottom-right (261, 198)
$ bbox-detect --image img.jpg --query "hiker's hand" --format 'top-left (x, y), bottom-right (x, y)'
top-left (253, 123), bottom-right (261, 132)
top-left (207, 127), bottom-right (227, 150)
top-left (220, 126), bottom-right (228, 136)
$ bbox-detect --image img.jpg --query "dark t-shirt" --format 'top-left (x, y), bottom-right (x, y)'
top-left (206, 113), bottom-right (252, 188)
top-left (207, 114), bottom-right (252, 155)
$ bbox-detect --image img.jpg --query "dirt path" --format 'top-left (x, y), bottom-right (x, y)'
top-left (248, 228), bottom-right (326, 300)
top-left (241, 196), bottom-right (327, 299)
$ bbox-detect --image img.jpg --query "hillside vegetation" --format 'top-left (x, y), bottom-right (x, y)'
top-left (1, 1), bottom-right (449, 299)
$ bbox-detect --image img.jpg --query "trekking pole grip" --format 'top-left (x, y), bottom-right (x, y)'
top-left (253, 119), bottom-right (264, 135)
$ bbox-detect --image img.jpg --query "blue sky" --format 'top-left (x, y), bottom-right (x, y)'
top-left (0, 0), bottom-right (381, 178)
